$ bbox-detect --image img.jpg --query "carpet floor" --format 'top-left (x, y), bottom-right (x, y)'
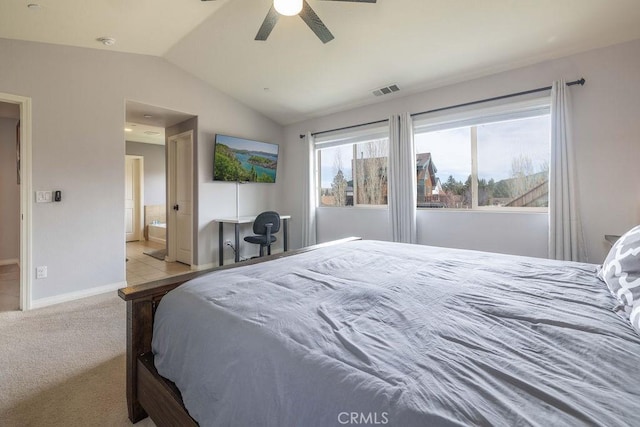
top-left (0, 292), bottom-right (156, 426)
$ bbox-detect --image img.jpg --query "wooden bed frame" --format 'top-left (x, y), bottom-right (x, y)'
top-left (118, 237), bottom-right (361, 426)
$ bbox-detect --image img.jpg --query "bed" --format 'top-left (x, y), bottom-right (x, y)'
top-left (119, 237), bottom-right (640, 426)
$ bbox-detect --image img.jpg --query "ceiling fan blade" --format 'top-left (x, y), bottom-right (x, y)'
top-left (255, 5), bottom-right (280, 41)
top-left (317, 0), bottom-right (377, 3)
top-left (299, 1), bottom-right (334, 44)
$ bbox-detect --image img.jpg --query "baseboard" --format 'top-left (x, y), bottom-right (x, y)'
top-left (148, 236), bottom-right (166, 245)
top-left (193, 262), bottom-right (216, 270)
top-left (0, 258), bottom-right (19, 266)
top-left (30, 281), bottom-right (127, 310)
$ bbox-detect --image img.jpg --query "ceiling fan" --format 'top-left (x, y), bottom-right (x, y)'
top-left (201, 0), bottom-right (377, 44)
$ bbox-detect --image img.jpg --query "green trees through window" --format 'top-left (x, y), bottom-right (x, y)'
top-left (315, 102), bottom-right (550, 210)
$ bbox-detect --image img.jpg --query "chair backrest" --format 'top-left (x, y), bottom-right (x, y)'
top-left (253, 211), bottom-right (280, 235)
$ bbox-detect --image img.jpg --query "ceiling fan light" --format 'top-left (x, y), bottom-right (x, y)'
top-left (274, 0), bottom-right (302, 16)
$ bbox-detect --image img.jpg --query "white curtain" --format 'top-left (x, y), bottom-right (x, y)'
top-left (549, 79), bottom-right (584, 261)
top-left (302, 132), bottom-right (317, 247)
top-left (388, 113), bottom-right (417, 243)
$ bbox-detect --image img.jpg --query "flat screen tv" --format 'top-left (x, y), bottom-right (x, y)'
top-left (213, 134), bottom-right (279, 183)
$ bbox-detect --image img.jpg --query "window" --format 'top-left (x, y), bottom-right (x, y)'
top-left (315, 124), bottom-right (389, 207)
top-left (413, 98), bottom-right (550, 209)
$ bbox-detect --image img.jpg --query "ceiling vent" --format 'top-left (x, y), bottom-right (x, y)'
top-left (372, 84), bottom-right (400, 97)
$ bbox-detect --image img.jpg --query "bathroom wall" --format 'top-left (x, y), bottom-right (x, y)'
top-left (126, 141), bottom-right (166, 206)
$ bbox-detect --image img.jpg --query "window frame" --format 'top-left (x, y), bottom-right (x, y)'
top-left (413, 97), bottom-right (551, 212)
top-left (314, 122), bottom-right (390, 209)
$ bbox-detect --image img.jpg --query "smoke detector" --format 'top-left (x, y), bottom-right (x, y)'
top-left (372, 84), bottom-right (400, 97)
top-left (97, 37), bottom-right (116, 46)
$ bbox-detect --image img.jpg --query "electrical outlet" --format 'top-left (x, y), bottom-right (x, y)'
top-left (36, 266), bottom-right (47, 279)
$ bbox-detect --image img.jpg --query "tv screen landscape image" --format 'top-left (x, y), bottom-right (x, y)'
top-left (213, 134), bottom-right (279, 183)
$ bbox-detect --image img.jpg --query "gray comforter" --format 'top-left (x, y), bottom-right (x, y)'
top-left (152, 240), bottom-right (640, 426)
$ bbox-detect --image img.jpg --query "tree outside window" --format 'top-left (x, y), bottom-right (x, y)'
top-left (414, 114), bottom-right (550, 209)
top-left (318, 138), bottom-right (388, 207)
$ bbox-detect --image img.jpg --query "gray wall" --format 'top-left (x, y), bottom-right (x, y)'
top-left (281, 38), bottom-right (640, 263)
top-left (0, 38), bottom-right (284, 303)
top-left (0, 117), bottom-right (20, 262)
top-left (125, 141), bottom-right (166, 206)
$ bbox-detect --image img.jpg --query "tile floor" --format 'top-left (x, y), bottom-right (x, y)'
top-left (0, 263), bottom-right (20, 312)
top-left (126, 240), bottom-right (191, 286)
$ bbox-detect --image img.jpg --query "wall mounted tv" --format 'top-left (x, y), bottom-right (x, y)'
top-left (213, 134), bottom-right (279, 183)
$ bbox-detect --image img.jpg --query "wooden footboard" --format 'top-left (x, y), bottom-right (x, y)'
top-left (120, 272), bottom-right (200, 424)
top-left (118, 237), bottom-right (361, 425)
top-left (138, 353), bottom-right (198, 426)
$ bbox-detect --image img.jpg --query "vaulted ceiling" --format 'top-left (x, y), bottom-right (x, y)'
top-left (2, 0), bottom-right (640, 125)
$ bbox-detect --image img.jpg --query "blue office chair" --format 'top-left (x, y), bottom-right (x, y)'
top-left (244, 211), bottom-right (280, 257)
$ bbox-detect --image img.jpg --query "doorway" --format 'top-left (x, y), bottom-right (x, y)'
top-left (124, 101), bottom-right (196, 284)
top-left (0, 93), bottom-right (32, 311)
top-left (0, 102), bottom-right (20, 311)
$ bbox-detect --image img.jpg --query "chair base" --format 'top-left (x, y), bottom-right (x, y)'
top-left (259, 244), bottom-right (272, 257)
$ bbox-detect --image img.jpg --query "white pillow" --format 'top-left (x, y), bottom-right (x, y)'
top-left (598, 224), bottom-right (640, 306)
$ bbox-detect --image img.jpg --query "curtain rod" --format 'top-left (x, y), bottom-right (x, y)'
top-left (300, 118), bottom-right (389, 139)
top-left (411, 77), bottom-right (585, 118)
top-left (299, 78), bottom-right (585, 139)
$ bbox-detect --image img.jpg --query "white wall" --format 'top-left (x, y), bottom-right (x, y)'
top-left (416, 211), bottom-right (548, 257)
top-left (125, 141), bottom-right (165, 206)
top-left (316, 208), bottom-right (390, 243)
top-left (315, 208), bottom-right (548, 258)
top-left (281, 38), bottom-right (640, 263)
top-left (0, 117), bottom-right (20, 262)
top-left (0, 38), bottom-right (283, 304)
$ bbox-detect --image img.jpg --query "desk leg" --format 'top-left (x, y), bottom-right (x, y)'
top-left (218, 222), bottom-right (224, 266)
top-left (234, 224), bottom-right (240, 263)
top-left (283, 218), bottom-right (289, 252)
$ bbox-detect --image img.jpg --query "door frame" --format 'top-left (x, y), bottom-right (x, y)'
top-left (125, 155), bottom-right (144, 242)
top-left (167, 130), bottom-right (194, 265)
top-left (0, 92), bottom-right (32, 310)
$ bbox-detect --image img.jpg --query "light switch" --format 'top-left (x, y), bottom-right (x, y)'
top-left (36, 191), bottom-right (52, 203)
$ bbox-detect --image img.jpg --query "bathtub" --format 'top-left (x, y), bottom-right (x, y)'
top-left (148, 223), bottom-right (166, 244)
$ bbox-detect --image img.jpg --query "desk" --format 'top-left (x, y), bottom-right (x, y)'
top-left (214, 215), bottom-right (290, 266)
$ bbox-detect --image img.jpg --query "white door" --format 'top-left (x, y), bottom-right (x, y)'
top-left (125, 156), bottom-right (142, 242)
top-left (170, 132), bottom-right (193, 265)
